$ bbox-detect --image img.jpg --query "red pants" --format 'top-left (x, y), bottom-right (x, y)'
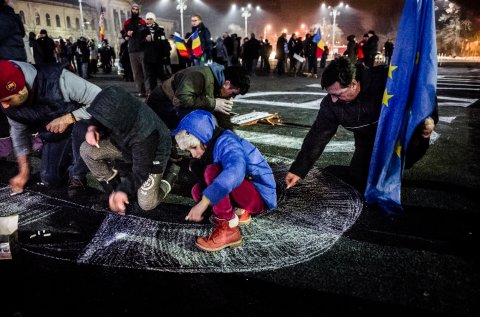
top-left (191, 164), bottom-right (267, 221)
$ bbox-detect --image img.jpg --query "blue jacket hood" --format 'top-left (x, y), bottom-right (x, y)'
top-left (172, 110), bottom-right (215, 144)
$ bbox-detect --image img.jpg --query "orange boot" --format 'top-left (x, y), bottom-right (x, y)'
top-left (196, 218), bottom-right (242, 252)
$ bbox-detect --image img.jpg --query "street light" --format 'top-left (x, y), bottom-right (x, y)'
top-left (241, 4), bottom-right (252, 38)
top-left (78, 0), bottom-right (85, 36)
top-left (264, 24), bottom-right (271, 41)
top-left (329, 2), bottom-right (348, 55)
top-left (176, 0), bottom-right (187, 37)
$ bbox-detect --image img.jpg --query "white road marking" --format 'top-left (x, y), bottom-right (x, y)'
top-left (235, 130), bottom-right (355, 152)
top-left (439, 116), bottom-right (456, 123)
top-left (437, 87), bottom-right (479, 91)
top-left (430, 131), bottom-right (440, 145)
top-left (437, 82), bottom-right (480, 86)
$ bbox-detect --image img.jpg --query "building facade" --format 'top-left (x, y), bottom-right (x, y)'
top-left (13, 0), bottom-right (174, 52)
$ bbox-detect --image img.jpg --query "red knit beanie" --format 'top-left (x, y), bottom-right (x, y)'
top-left (0, 60), bottom-right (26, 100)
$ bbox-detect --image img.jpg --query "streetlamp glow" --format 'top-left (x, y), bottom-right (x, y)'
top-left (176, 0), bottom-right (188, 37)
top-left (264, 24), bottom-right (271, 40)
top-left (328, 3), bottom-right (348, 55)
top-left (241, 5), bottom-right (252, 38)
top-left (78, 0), bottom-right (85, 36)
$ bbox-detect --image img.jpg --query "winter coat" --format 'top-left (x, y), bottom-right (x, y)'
top-left (173, 110), bottom-right (277, 209)
top-left (275, 36), bottom-right (287, 60)
top-left (35, 36), bottom-right (56, 64)
top-left (144, 23), bottom-right (171, 64)
top-left (4, 61), bottom-right (101, 157)
top-left (87, 86), bottom-right (171, 195)
top-left (0, 4), bottom-right (27, 61)
top-left (344, 39), bottom-right (358, 63)
top-left (190, 22), bottom-right (212, 60)
top-left (364, 34), bottom-right (379, 57)
top-left (123, 16), bottom-right (148, 53)
top-left (160, 62), bottom-right (225, 111)
top-left (289, 65), bottom-right (438, 179)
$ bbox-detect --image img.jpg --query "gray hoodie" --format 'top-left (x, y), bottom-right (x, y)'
top-left (7, 61), bottom-right (101, 157)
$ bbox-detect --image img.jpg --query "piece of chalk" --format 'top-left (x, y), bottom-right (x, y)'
top-left (95, 143), bottom-right (100, 148)
top-left (10, 191), bottom-right (22, 196)
top-left (43, 233), bottom-right (51, 237)
top-left (286, 185), bottom-right (292, 189)
top-left (185, 216), bottom-right (189, 221)
top-left (30, 234), bottom-right (37, 239)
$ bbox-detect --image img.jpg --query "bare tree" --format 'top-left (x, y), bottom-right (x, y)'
top-left (437, 2), bottom-right (472, 57)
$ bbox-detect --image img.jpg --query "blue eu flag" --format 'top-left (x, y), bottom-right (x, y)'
top-left (364, 0), bottom-right (437, 214)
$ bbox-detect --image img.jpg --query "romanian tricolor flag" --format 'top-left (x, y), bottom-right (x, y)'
top-left (312, 28), bottom-right (325, 58)
top-left (99, 8), bottom-right (105, 41)
top-left (191, 30), bottom-right (203, 58)
top-left (174, 32), bottom-right (189, 58)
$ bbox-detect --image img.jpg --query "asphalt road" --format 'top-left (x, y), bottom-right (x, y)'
top-left (1, 63), bottom-right (479, 317)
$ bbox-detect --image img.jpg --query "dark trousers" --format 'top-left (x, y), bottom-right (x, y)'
top-left (276, 59), bottom-right (285, 75)
top-left (39, 120), bottom-right (89, 187)
top-left (144, 62), bottom-right (166, 94)
top-left (146, 88), bottom-right (191, 130)
top-left (308, 55), bottom-right (318, 75)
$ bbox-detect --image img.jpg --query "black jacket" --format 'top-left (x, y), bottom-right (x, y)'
top-left (123, 16), bottom-right (148, 53)
top-left (144, 23), bottom-right (171, 64)
top-left (2, 64), bottom-right (79, 134)
top-left (289, 65), bottom-right (438, 179)
top-left (0, 4), bottom-right (27, 61)
top-left (87, 86), bottom-right (171, 196)
top-left (190, 22), bottom-right (212, 60)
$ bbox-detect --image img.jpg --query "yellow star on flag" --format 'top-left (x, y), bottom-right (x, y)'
top-left (388, 65), bottom-right (398, 79)
top-left (382, 89), bottom-right (393, 107)
top-left (395, 140), bottom-right (402, 158)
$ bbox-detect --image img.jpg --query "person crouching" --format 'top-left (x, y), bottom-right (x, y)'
top-left (173, 110), bottom-right (277, 252)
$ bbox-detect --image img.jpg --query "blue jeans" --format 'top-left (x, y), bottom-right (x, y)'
top-left (40, 120), bottom-right (89, 187)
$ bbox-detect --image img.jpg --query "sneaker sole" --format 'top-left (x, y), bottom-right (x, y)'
top-left (195, 239), bottom-right (243, 252)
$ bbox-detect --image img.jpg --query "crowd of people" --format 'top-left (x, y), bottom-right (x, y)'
top-left (0, 0), bottom-right (434, 252)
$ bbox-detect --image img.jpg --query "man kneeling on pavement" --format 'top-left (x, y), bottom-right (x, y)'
top-left (0, 59), bottom-right (101, 197)
top-left (80, 86), bottom-right (179, 214)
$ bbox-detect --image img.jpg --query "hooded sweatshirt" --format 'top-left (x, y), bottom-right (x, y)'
top-left (173, 110), bottom-right (277, 209)
top-left (87, 86), bottom-right (171, 195)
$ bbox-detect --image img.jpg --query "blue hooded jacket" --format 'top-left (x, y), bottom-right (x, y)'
top-left (173, 110), bottom-right (277, 209)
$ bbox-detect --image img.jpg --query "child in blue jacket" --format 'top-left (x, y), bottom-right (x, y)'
top-left (173, 110), bottom-right (277, 252)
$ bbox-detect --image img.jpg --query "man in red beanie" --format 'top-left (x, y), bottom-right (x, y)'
top-left (0, 60), bottom-right (101, 197)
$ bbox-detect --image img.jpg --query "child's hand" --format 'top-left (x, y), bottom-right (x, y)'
top-left (185, 199), bottom-right (209, 222)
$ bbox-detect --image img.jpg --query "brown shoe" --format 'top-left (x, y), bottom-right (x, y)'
top-left (195, 220), bottom-right (242, 252)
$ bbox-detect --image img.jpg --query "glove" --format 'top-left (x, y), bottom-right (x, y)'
top-left (214, 98), bottom-right (233, 115)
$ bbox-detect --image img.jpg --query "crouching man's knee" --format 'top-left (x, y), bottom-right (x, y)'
top-left (137, 173), bottom-right (170, 211)
top-left (79, 141), bottom-right (95, 161)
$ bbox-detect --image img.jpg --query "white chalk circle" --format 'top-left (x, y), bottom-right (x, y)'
top-left (0, 166), bottom-right (363, 272)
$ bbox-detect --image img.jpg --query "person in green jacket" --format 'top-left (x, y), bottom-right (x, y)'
top-left (146, 62), bottom-right (250, 130)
